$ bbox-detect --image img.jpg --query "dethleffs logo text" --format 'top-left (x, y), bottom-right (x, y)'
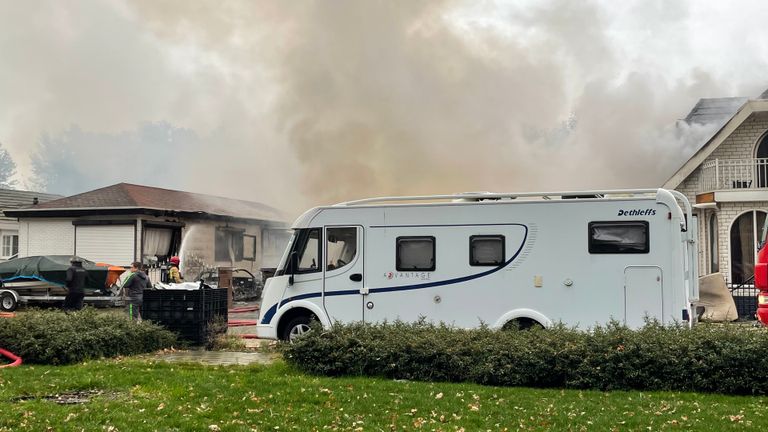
top-left (617, 208), bottom-right (656, 216)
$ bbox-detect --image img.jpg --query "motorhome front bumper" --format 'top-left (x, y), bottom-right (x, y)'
top-left (255, 324), bottom-right (278, 340)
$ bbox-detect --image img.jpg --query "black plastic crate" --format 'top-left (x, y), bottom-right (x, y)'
top-left (142, 288), bottom-right (229, 344)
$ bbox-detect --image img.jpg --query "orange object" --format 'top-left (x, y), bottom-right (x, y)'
top-left (94, 263), bottom-right (128, 287)
top-left (0, 312), bottom-right (15, 318)
top-left (105, 266), bottom-right (127, 287)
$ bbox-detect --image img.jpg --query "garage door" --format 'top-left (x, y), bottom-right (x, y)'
top-left (75, 225), bottom-right (135, 265)
top-left (25, 221), bottom-right (75, 256)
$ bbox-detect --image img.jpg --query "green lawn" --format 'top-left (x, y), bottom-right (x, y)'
top-left (0, 359), bottom-right (766, 431)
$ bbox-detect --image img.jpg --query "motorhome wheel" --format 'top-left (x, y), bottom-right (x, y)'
top-left (283, 316), bottom-right (312, 342)
top-left (0, 292), bottom-right (17, 312)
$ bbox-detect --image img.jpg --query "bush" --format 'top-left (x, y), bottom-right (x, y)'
top-left (0, 308), bottom-right (177, 364)
top-left (208, 334), bottom-right (247, 351)
top-left (282, 320), bottom-right (768, 395)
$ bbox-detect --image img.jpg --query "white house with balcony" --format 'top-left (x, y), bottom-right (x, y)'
top-left (0, 188), bottom-right (61, 262)
top-left (665, 91), bottom-right (768, 290)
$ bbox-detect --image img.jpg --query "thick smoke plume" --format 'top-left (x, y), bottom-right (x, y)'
top-left (2, 1), bottom-right (767, 217)
top-left (120, 0), bottom-right (768, 205)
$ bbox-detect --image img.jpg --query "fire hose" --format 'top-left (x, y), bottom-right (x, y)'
top-left (0, 348), bottom-right (21, 368)
top-left (228, 305), bottom-right (260, 338)
top-left (0, 312), bottom-right (21, 368)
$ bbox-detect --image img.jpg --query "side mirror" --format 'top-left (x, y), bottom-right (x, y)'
top-left (759, 241), bottom-right (765, 252)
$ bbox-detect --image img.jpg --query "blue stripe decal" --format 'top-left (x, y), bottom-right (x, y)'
top-left (260, 303), bottom-right (278, 324)
top-left (261, 224), bottom-right (528, 325)
top-left (1, 275), bottom-right (64, 286)
top-left (280, 291), bottom-right (322, 306)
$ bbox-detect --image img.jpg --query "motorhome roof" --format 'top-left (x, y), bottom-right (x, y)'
top-left (334, 189), bottom-right (660, 207)
top-left (291, 188), bottom-right (691, 233)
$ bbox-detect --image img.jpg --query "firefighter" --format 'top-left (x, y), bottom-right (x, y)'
top-left (63, 257), bottom-right (88, 311)
top-left (168, 256), bottom-right (183, 283)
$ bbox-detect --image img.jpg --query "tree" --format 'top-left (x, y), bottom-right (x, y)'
top-left (31, 123), bottom-right (196, 195)
top-left (0, 143), bottom-right (18, 189)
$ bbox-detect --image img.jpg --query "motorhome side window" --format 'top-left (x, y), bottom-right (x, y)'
top-left (470, 235), bottom-right (505, 266)
top-left (326, 227), bottom-right (357, 271)
top-left (589, 221), bottom-right (649, 254)
top-left (396, 236), bottom-right (436, 271)
top-left (294, 228), bottom-right (322, 273)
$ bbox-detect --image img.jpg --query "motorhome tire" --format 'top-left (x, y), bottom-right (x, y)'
top-left (0, 292), bottom-right (17, 312)
top-left (283, 316), bottom-right (312, 342)
top-left (502, 318), bottom-right (543, 331)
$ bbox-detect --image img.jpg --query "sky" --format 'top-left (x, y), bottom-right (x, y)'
top-left (1, 0), bottom-right (767, 218)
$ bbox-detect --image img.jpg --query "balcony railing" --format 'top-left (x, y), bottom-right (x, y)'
top-left (699, 158), bottom-right (768, 192)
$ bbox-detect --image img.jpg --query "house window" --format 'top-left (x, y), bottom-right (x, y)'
top-left (2, 234), bottom-right (18, 258)
top-left (730, 210), bottom-right (767, 284)
top-left (142, 227), bottom-right (174, 259)
top-left (396, 236), bottom-right (435, 271)
top-left (709, 214), bottom-right (719, 273)
top-left (215, 228), bottom-right (244, 262)
top-left (756, 133), bottom-right (768, 188)
top-left (588, 221), bottom-right (649, 254)
top-left (470, 235), bottom-right (505, 266)
top-left (243, 234), bottom-right (257, 261)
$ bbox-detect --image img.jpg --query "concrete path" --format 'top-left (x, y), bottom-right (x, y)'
top-left (155, 349), bottom-right (274, 366)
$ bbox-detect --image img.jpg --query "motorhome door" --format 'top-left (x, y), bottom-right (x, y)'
top-left (323, 226), bottom-right (364, 322)
top-left (624, 265), bottom-right (663, 327)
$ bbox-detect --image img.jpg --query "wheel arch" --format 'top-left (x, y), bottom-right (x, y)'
top-left (493, 308), bottom-right (552, 329)
top-left (274, 300), bottom-right (329, 338)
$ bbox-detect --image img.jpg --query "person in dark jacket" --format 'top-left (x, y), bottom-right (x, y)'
top-left (63, 257), bottom-right (88, 311)
top-left (123, 261), bottom-right (148, 321)
top-left (142, 264), bottom-right (154, 288)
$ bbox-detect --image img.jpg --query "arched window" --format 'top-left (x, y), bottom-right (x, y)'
top-left (755, 133), bottom-right (768, 187)
top-left (709, 214), bottom-right (719, 273)
top-left (730, 210), bottom-right (767, 284)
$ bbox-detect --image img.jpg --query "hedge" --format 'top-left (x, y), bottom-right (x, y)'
top-left (282, 320), bottom-right (768, 395)
top-left (0, 308), bottom-right (177, 365)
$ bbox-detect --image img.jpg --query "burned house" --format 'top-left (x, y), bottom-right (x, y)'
top-left (4, 183), bottom-right (289, 279)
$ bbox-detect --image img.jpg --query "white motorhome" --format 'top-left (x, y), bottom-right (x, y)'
top-left (256, 189), bottom-right (699, 340)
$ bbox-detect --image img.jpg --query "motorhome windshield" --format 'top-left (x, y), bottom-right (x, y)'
top-left (275, 231), bottom-right (297, 276)
top-left (276, 228), bottom-right (322, 275)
